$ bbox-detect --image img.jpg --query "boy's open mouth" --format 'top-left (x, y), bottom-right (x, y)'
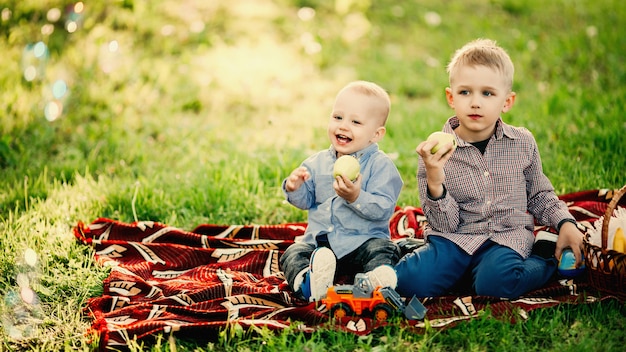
top-left (336, 134), bottom-right (352, 144)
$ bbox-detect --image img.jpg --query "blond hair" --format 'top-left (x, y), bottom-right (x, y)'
top-left (446, 39), bottom-right (515, 91)
top-left (340, 80), bottom-right (391, 124)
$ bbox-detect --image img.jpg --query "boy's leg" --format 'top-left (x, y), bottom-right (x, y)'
top-left (355, 238), bottom-right (401, 273)
top-left (347, 238), bottom-right (400, 288)
top-left (279, 242), bottom-right (316, 292)
top-left (279, 242), bottom-right (336, 301)
top-left (471, 241), bottom-right (557, 298)
top-left (307, 247), bottom-right (336, 301)
top-left (394, 235), bottom-right (471, 298)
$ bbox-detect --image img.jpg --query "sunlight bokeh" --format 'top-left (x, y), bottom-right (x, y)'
top-left (187, 0), bottom-right (355, 151)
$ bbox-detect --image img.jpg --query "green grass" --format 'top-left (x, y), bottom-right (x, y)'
top-left (0, 0), bottom-right (624, 350)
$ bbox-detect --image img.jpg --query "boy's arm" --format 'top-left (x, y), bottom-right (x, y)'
top-left (524, 138), bottom-right (576, 228)
top-left (524, 135), bottom-right (584, 265)
top-left (282, 166), bottom-right (315, 210)
top-left (342, 157), bottom-right (403, 222)
top-left (416, 141), bottom-right (460, 232)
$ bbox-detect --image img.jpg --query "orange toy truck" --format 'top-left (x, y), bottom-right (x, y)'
top-left (322, 273), bottom-right (427, 322)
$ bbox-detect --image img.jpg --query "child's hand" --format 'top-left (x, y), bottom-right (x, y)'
top-left (416, 139), bottom-right (455, 198)
top-left (416, 138), bottom-right (456, 163)
top-left (334, 174), bottom-right (361, 203)
top-left (285, 167), bottom-right (310, 192)
top-left (555, 221), bottom-right (585, 267)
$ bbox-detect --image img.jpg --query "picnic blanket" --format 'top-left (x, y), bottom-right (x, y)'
top-left (74, 188), bottom-right (626, 350)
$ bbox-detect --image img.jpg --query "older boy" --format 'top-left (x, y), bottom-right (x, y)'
top-left (395, 39), bottom-right (584, 298)
top-left (280, 81), bottom-right (402, 302)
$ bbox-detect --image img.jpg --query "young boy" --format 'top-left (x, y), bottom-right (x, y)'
top-left (395, 39), bottom-right (584, 299)
top-left (279, 80), bottom-right (403, 302)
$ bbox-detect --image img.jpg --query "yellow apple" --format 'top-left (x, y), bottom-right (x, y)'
top-left (427, 131), bottom-right (457, 154)
top-left (333, 155), bottom-right (360, 181)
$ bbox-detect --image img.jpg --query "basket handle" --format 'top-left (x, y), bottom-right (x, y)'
top-left (601, 185), bottom-right (626, 249)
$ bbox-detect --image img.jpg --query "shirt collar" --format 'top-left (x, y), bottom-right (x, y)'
top-left (328, 143), bottom-right (379, 161)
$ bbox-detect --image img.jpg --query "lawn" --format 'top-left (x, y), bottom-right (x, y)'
top-left (0, 0), bottom-right (624, 350)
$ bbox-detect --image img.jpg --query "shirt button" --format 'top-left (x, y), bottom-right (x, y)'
top-left (328, 226), bottom-right (333, 232)
top-left (356, 204), bottom-right (361, 209)
top-left (484, 171), bottom-right (490, 177)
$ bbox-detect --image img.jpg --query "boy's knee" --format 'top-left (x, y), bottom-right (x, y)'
top-left (362, 238), bottom-right (400, 269)
top-left (280, 243), bottom-right (314, 269)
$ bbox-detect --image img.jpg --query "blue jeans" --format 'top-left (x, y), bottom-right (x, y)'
top-left (395, 235), bottom-right (557, 299)
top-left (280, 237), bottom-right (400, 291)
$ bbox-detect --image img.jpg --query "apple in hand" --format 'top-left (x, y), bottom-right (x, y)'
top-left (427, 132), bottom-right (457, 154)
top-left (333, 155), bottom-right (360, 181)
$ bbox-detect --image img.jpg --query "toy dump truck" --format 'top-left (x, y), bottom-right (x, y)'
top-left (322, 273), bottom-right (427, 322)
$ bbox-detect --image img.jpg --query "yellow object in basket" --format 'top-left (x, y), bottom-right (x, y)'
top-left (613, 227), bottom-right (625, 253)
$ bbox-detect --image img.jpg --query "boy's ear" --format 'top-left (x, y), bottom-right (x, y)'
top-left (502, 91), bottom-right (516, 113)
top-left (371, 126), bottom-right (386, 143)
top-left (445, 88), bottom-right (455, 109)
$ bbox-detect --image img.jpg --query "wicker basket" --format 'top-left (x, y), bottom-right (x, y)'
top-left (583, 185), bottom-right (626, 301)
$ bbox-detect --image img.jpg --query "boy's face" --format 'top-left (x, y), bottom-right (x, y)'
top-left (328, 88), bottom-right (386, 157)
top-left (445, 64), bottom-right (516, 142)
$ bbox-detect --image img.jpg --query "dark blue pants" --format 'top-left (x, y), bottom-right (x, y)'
top-left (395, 235), bottom-right (557, 299)
top-left (280, 238), bottom-right (399, 291)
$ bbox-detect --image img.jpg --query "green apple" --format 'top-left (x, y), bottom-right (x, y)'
top-left (427, 131), bottom-right (457, 154)
top-left (333, 155), bottom-right (360, 181)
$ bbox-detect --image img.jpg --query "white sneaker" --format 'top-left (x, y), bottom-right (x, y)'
top-left (366, 265), bottom-right (398, 289)
top-left (307, 247), bottom-right (336, 302)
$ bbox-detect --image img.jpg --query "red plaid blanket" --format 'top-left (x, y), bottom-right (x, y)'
top-left (74, 189), bottom-right (625, 350)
